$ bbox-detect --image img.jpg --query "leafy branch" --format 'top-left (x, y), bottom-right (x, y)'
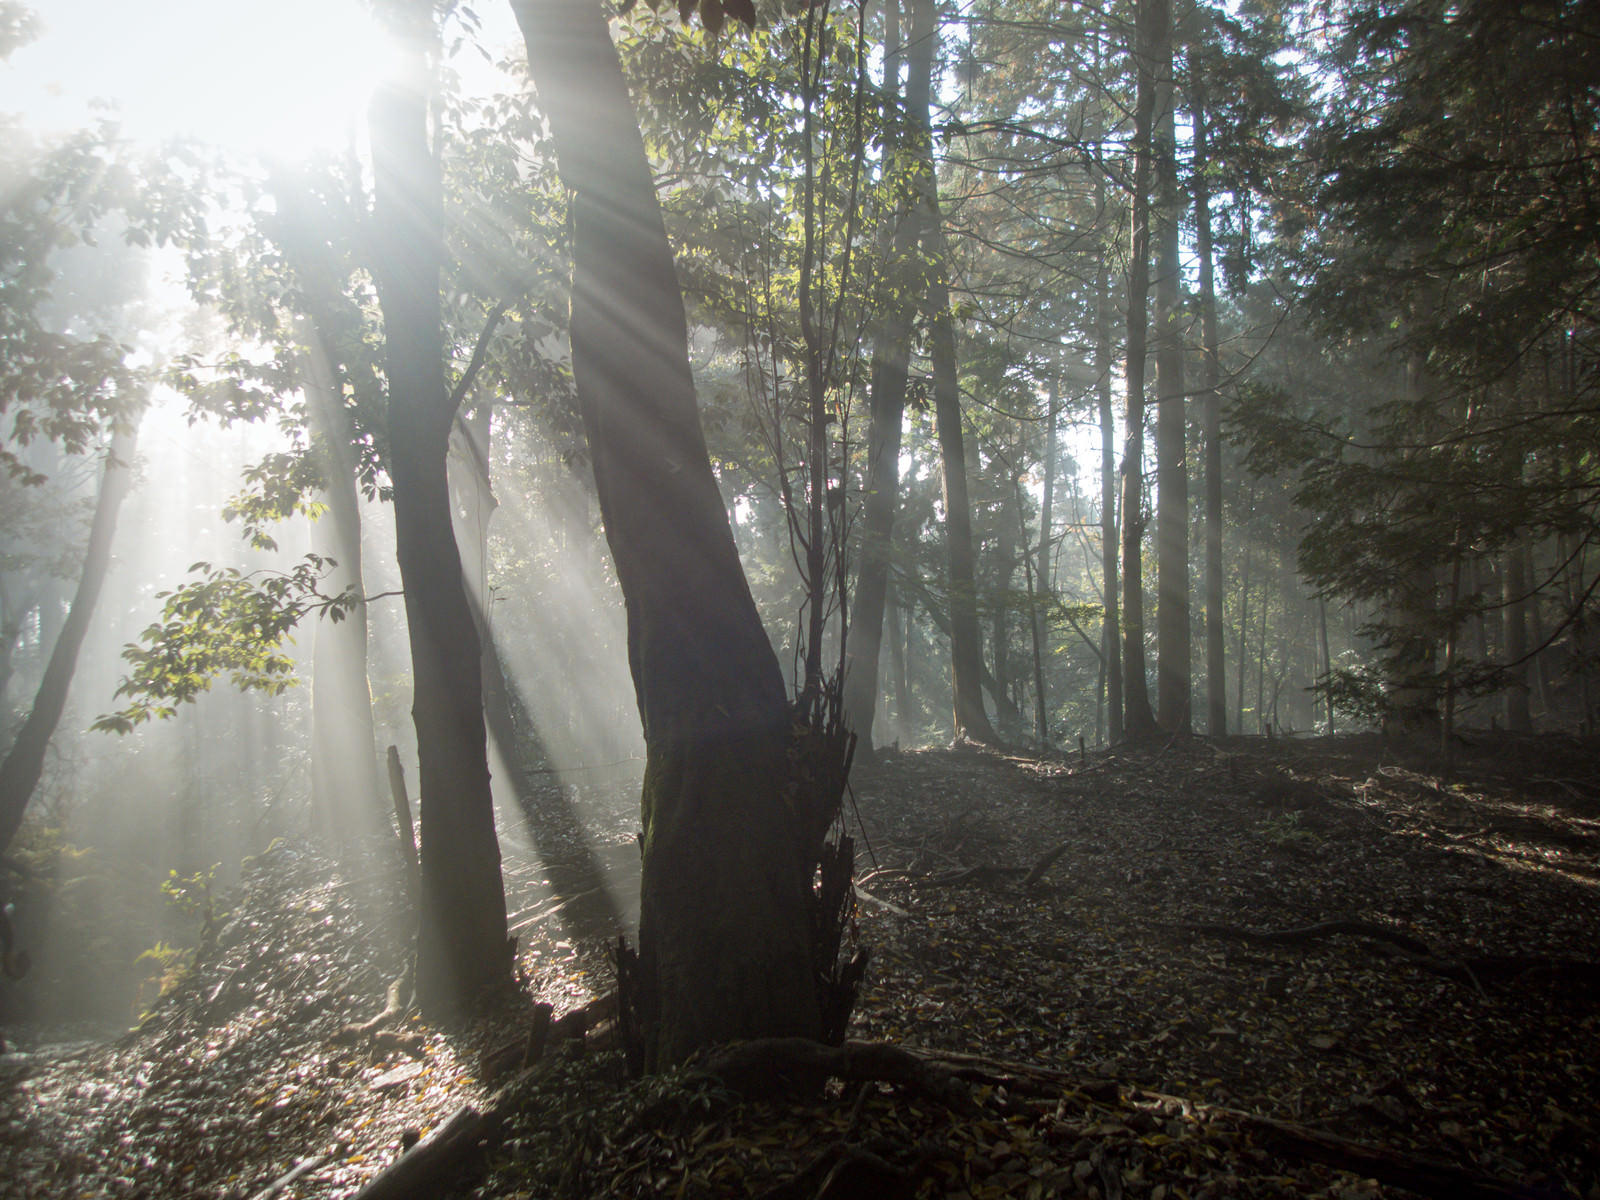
top-left (92, 555), bottom-right (380, 733)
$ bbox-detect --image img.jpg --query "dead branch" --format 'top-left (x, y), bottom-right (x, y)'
top-left (1183, 921), bottom-right (1600, 990)
top-left (1180, 920), bottom-right (1435, 957)
top-left (246, 1148), bottom-right (335, 1200)
top-left (347, 1104), bottom-right (490, 1200)
top-left (1020, 841), bottom-right (1070, 887)
top-left (1220, 1108), bottom-right (1561, 1200)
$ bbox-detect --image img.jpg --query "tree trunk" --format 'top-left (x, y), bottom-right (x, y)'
top-left (990, 484), bottom-right (1016, 726)
top-left (1191, 58), bottom-right (1226, 738)
top-left (905, 0), bottom-right (996, 745)
top-left (299, 321), bottom-right (386, 842)
top-left (1119, 0), bottom-right (1162, 737)
top-left (511, 0), bottom-right (825, 1069)
top-left (369, 12), bottom-right (508, 1017)
top-left (1096, 208), bottom-right (1122, 745)
top-left (1152, 0), bottom-right (1189, 735)
top-left (0, 424), bottom-right (135, 855)
top-left (1319, 598), bottom-right (1334, 734)
top-left (269, 169), bottom-right (388, 843)
top-left (887, 574), bottom-right (911, 745)
top-left (1031, 376), bottom-right (1058, 749)
top-left (841, 0), bottom-right (923, 753)
top-left (1503, 547), bottom-right (1531, 731)
top-left (1236, 527), bottom-right (1253, 734)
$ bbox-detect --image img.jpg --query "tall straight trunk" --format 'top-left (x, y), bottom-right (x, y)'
top-left (1236, 530), bottom-right (1253, 734)
top-left (841, 0), bottom-right (922, 751)
top-left (1384, 349), bottom-right (1441, 740)
top-left (1441, 545), bottom-right (1463, 772)
top-left (512, 0), bottom-right (827, 1069)
top-left (1119, 0), bottom-right (1162, 737)
top-left (1031, 375), bottom-right (1058, 748)
top-left (1527, 543), bottom-right (1553, 713)
top-left (1504, 546), bottom-right (1531, 730)
top-left (369, 14), bottom-right (508, 1016)
top-left (1256, 576), bottom-right (1269, 732)
top-left (910, 0), bottom-right (995, 745)
top-left (1319, 597), bottom-right (1334, 734)
top-left (271, 171), bottom-right (386, 840)
top-left (886, 573), bottom-right (911, 744)
top-left (300, 322), bottom-right (385, 842)
top-left (797, 2), bottom-right (830, 703)
top-left (1097, 222), bottom-right (1123, 745)
top-left (931, 287), bottom-right (997, 744)
top-left (1152, 0), bottom-right (1189, 735)
top-left (1191, 59), bottom-right (1226, 737)
top-left (991, 489), bottom-right (1016, 717)
top-left (0, 425), bottom-right (135, 855)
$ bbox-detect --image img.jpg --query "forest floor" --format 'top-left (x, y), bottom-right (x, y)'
top-left (2, 733), bottom-right (1600, 1199)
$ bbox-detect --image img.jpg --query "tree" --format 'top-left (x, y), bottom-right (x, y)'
top-left (1118, 0), bottom-right (1163, 737)
top-left (0, 69), bottom-right (165, 853)
top-left (511, 0), bottom-right (852, 1069)
top-left (1237, 0), bottom-right (1600, 735)
top-left (0, 425), bottom-right (135, 855)
top-left (1190, 45), bottom-right (1225, 736)
top-left (842, 0), bottom-right (919, 755)
top-left (1152, 0), bottom-right (1188, 734)
top-left (369, 0), bottom-right (509, 1016)
top-left (911, 0), bottom-right (998, 746)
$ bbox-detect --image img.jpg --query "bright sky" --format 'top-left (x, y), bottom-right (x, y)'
top-left (1, 0), bottom-right (401, 156)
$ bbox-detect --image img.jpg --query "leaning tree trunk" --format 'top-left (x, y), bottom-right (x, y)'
top-left (369, 11), bottom-right (509, 1017)
top-left (512, 0), bottom-right (829, 1070)
top-left (0, 424), bottom-right (135, 856)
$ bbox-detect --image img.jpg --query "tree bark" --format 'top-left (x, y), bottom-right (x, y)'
top-left (299, 321), bottom-right (385, 842)
top-left (908, 0), bottom-right (996, 745)
top-left (511, 0), bottom-right (824, 1069)
top-left (1119, 0), bottom-right (1162, 737)
top-left (369, 9), bottom-right (509, 1017)
top-left (1191, 55), bottom-right (1226, 738)
top-left (1030, 375), bottom-right (1057, 749)
top-left (269, 168), bottom-right (387, 842)
top-left (841, 0), bottom-right (924, 753)
top-left (1153, 0), bottom-right (1189, 735)
top-left (1502, 547), bottom-right (1531, 731)
top-left (0, 424), bottom-right (135, 855)
top-left (1096, 201), bottom-right (1122, 746)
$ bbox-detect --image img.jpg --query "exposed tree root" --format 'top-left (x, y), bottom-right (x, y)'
top-left (925, 840), bottom-right (1072, 890)
top-left (696, 1039), bottom-right (1565, 1200)
top-left (1181, 920), bottom-right (1600, 991)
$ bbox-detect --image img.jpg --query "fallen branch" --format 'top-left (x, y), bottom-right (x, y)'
top-left (246, 1149), bottom-right (335, 1200)
top-left (1020, 841), bottom-right (1070, 887)
top-left (347, 1104), bottom-right (489, 1200)
top-left (923, 864), bottom-right (1023, 888)
top-left (706, 1042), bottom-right (1562, 1200)
top-left (1221, 1108), bottom-right (1558, 1200)
top-left (1182, 921), bottom-right (1600, 990)
top-left (1180, 919), bottom-right (1435, 957)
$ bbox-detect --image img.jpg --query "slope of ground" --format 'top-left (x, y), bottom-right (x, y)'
top-left (1, 733), bottom-right (1597, 1199)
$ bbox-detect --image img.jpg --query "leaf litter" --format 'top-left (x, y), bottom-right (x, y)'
top-left (1, 732), bottom-right (1597, 1198)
